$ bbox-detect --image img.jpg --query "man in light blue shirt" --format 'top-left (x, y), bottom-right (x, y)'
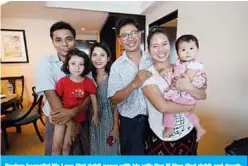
top-left (107, 17), bottom-right (153, 155)
top-left (35, 21), bottom-right (90, 155)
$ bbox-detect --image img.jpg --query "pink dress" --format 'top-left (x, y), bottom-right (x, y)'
top-left (163, 60), bottom-right (207, 129)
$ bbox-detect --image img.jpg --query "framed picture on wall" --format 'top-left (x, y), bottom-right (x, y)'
top-left (1, 29), bottom-right (29, 63)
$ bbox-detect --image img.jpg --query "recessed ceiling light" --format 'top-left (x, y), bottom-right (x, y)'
top-left (81, 27), bottom-right (85, 30)
top-left (112, 27), bottom-right (115, 30)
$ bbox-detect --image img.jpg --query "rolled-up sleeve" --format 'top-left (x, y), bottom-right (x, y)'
top-left (141, 76), bottom-right (156, 88)
top-left (107, 67), bottom-right (122, 98)
top-left (34, 57), bottom-right (56, 95)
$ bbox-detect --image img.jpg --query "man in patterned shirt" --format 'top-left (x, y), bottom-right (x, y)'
top-left (107, 17), bottom-right (153, 155)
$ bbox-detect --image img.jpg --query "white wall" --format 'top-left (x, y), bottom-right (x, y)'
top-left (144, 1), bottom-right (248, 154)
top-left (1, 17), bottom-right (97, 105)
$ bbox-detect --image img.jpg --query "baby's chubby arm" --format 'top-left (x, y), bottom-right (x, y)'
top-left (173, 62), bottom-right (207, 100)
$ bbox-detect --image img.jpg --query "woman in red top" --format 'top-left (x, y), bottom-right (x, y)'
top-left (52, 49), bottom-right (99, 155)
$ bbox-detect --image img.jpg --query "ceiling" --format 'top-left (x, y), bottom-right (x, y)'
top-left (1, 1), bottom-right (108, 35)
top-left (45, 1), bottom-right (155, 15)
top-left (1, 1), bottom-right (156, 35)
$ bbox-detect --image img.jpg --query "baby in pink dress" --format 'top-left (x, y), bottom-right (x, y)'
top-left (162, 34), bottom-right (207, 141)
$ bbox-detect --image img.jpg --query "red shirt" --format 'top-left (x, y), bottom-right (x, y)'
top-left (56, 76), bottom-right (96, 123)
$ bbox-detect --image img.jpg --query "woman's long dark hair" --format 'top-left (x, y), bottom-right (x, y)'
top-left (90, 42), bottom-right (113, 81)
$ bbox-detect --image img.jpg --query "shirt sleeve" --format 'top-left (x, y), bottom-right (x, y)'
top-left (192, 71), bottom-right (207, 89)
top-left (85, 78), bottom-right (96, 94)
top-left (34, 57), bottom-right (56, 95)
top-left (55, 78), bottom-right (64, 97)
top-left (188, 62), bottom-right (207, 89)
top-left (141, 76), bottom-right (157, 88)
top-left (141, 67), bottom-right (157, 88)
top-left (202, 72), bottom-right (208, 89)
top-left (107, 67), bottom-right (123, 98)
top-left (187, 62), bottom-right (204, 70)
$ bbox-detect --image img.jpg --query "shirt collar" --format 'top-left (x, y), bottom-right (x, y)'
top-left (49, 54), bottom-right (63, 63)
top-left (122, 50), bottom-right (150, 62)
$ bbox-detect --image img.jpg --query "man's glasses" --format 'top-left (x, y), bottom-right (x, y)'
top-left (119, 30), bottom-right (139, 41)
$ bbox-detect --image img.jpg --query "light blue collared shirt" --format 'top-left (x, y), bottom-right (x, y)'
top-left (107, 51), bottom-right (153, 118)
top-left (34, 54), bottom-right (66, 116)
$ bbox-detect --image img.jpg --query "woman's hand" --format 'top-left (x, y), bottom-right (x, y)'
top-left (111, 125), bottom-right (119, 141)
top-left (173, 73), bottom-right (207, 100)
top-left (189, 104), bottom-right (196, 113)
top-left (91, 114), bottom-right (100, 126)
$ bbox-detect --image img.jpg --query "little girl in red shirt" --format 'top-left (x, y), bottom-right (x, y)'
top-left (52, 49), bottom-right (99, 155)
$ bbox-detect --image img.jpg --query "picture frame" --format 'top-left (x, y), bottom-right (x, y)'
top-left (1, 29), bottom-right (29, 63)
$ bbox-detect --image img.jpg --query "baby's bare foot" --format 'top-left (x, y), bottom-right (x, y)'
top-left (196, 128), bottom-right (206, 142)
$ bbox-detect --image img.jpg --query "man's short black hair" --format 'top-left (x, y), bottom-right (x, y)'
top-left (50, 21), bottom-right (76, 39)
top-left (115, 17), bottom-right (140, 36)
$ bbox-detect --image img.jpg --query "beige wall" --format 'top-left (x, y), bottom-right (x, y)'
top-left (1, 18), bottom-right (97, 106)
top-left (144, 1), bottom-right (248, 154)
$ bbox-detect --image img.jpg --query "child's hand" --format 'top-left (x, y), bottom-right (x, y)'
top-left (185, 68), bottom-right (198, 80)
top-left (66, 120), bottom-right (79, 145)
top-left (91, 114), bottom-right (100, 126)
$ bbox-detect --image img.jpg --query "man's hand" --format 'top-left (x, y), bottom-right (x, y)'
top-left (66, 120), bottom-right (79, 145)
top-left (173, 74), bottom-right (193, 92)
top-left (51, 108), bottom-right (74, 125)
top-left (131, 70), bottom-right (152, 88)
